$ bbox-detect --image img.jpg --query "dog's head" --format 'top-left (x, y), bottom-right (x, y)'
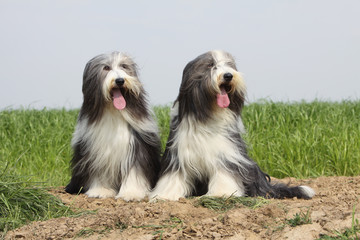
top-left (80, 52), bottom-right (145, 123)
top-left (176, 50), bottom-right (246, 121)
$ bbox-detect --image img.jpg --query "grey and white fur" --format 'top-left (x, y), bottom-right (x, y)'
top-left (65, 52), bottom-right (161, 201)
top-left (150, 50), bottom-right (315, 201)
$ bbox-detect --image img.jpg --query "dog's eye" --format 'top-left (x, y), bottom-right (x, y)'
top-left (120, 64), bottom-right (129, 70)
top-left (207, 62), bottom-right (215, 68)
top-left (227, 62), bottom-right (236, 69)
top-left (103, 66), bottom-right (111, 71)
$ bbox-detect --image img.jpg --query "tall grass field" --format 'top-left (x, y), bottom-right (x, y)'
top-left (1, 101), bottom-right (360, 233)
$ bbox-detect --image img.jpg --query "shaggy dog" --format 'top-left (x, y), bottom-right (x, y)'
top-left (65, 52), bottom-right (160, 201)
top-left (151, 50), bottom-right (315, 200)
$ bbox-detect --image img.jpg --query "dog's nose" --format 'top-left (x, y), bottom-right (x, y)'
top-left (223, 73), bottom-right (233, 82)
top-left (115, 78), bottom-right (125, 87)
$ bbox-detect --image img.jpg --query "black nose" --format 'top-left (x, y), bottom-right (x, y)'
top-left (223, 73), bottom-right (233, 82)
top-left (115, 78), bottom-right (125, 87)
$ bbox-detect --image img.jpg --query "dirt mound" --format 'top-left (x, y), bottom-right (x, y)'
top-left (5, 176), bottom-right (360, 239)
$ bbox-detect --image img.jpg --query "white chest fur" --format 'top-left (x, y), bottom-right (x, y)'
top-left (72, 110), bottom-right (133, 184)
top-left (172, 112), bottom-right (251, 180)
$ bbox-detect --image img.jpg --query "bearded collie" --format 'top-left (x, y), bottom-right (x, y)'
top-left (150, 50), bottom-right (315, 200)
top-left (65, 52), bottom-right (160, 201)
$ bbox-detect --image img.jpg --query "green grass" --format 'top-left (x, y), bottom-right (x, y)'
top-left (0, 164), bottom-right (87, 235)
top-left (0, 108), bottom-right (77, 186)
top-left (242, 100), bottom-right (360, 178)
top-left (1, 101), bottom-right (360, 186)
top-left (74, 221), bottom-right (127, 239)
top-left (153, 105), bottom-right (171, 152)
top-left (197, 195), bottom-right (269, 212)
top-left (132, 216), bottom-right (184, 239)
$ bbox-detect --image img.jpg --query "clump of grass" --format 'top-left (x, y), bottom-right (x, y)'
top-left (286, 209), bottom-right (312, 227)
top-left (74, 221), bottom-right (128, 239)
top-left (74, 227), bottom-right (96, 238)
top-left (153, 105), bottom-right (171, 151)
top-left (133, 217), bottom-right (183, 239)
top-left (0, 165), bottom-right (78, 235)
top-left (197, 195), bottom-right (268, 212)
top-left (115, 221), bottom-right (128, 231)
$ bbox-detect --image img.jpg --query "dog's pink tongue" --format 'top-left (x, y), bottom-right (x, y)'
top-left (112, 89), bottom-right (126, 110)
top-left (216, 87), bottom-right (230, 108)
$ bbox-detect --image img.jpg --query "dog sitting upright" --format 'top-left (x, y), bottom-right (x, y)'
top-left (65, 52), bottom-right (160, 201)
top-left (151, 50), bottom-right (315, 200)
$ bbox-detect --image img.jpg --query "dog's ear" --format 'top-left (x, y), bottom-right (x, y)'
top-left (82, 54), bottom-right (106, 90)
top-left (79, 57), bottom-right (107, 123)
top-left (176, 53), bottom-right (217, 122)
top-left (82, 60), bottom-right (93, 88)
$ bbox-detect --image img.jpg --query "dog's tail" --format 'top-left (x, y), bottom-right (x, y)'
top-left (243, 165), bottom-right (315, 199)
top-left (266, 182), bottom-right (315, 199)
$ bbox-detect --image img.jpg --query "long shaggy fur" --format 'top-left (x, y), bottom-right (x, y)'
top-left (150, 50), bottom-right (315, 201)
top-left (65, 52), bottom-right (160, 201)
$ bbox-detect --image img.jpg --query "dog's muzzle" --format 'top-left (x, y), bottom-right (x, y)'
top-left (216, 72), bottom-right (234, 109)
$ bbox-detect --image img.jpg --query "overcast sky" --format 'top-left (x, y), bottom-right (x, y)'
top-left (0, 0), bottom-right (359, 109)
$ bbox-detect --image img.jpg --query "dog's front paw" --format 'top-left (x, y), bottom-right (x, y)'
top-left (149, 172), bottom-right (190, 201)
top-left (115, 190), bottom-right (147, 202)
top-left (85, 187), bottom-right (116, 198)
top-left (149, 195), bottom-right (181, 202)
top-left (149, 191), bottom-right (185, 202)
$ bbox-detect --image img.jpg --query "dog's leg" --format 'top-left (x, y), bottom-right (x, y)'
top-left (116, 167), bottom-right (150, 201)
top-left (85, 178), bottom-right (116, 198)
top-left (150, 171), bottom-right (191, 201)
top-left (206, 169), bottom-right (245, 197)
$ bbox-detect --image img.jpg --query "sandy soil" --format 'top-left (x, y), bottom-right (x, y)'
top-left (5, 176), bottom-right (360, 240)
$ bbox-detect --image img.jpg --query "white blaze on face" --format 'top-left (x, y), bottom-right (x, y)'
top-left (212, 51), bottom-right (233, 108)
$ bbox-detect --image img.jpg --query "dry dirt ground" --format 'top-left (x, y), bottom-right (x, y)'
top-left (5, 176), bottom-right (360, 240)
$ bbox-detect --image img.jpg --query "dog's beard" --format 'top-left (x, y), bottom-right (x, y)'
top-left (215, 71), bottom-right (245, 109)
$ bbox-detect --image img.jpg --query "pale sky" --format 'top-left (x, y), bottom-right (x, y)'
top-left (0, 0), bottom-right (359, 109)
